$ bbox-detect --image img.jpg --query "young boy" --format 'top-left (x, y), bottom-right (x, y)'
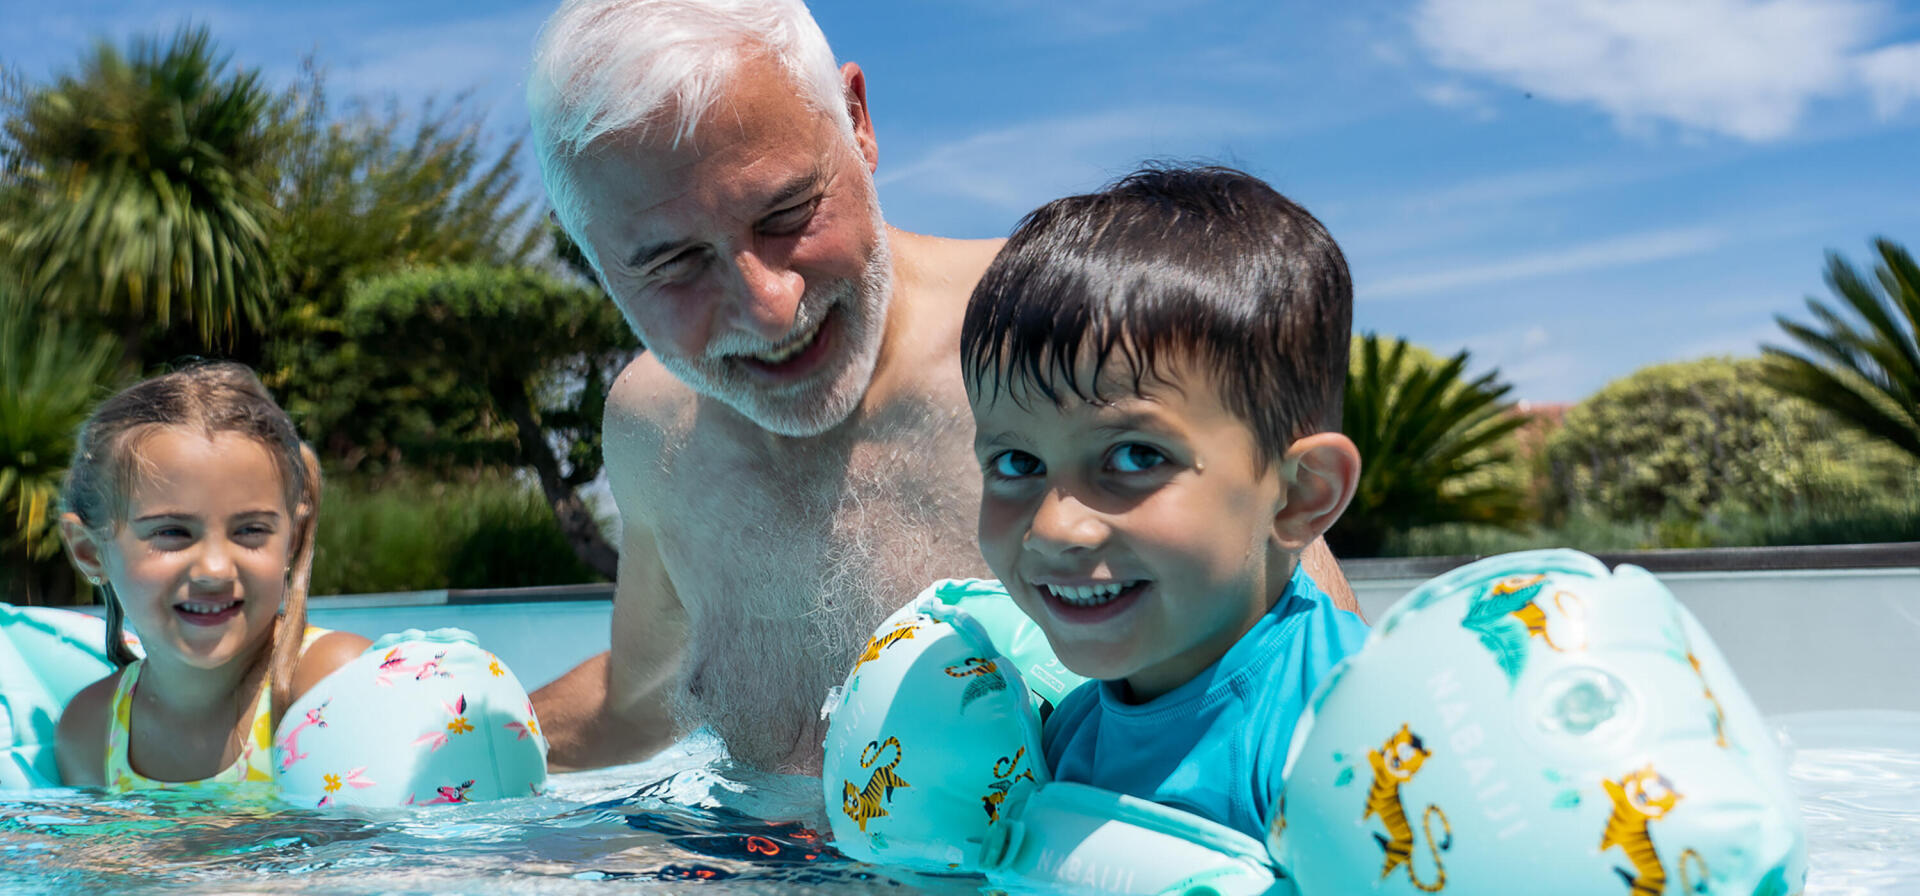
top-left (958, 164), bottom-right (1370, 840)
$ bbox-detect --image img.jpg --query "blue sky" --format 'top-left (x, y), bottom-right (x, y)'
top-left (8, 0), bottom-right (1920, 402)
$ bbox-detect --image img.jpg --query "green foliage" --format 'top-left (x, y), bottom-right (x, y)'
top-left (1544, 357), bottom-right (1917, 523)
top-left (0, 290), bottom-right (121, 602)
top-left (343, 265), bottom-right (637, 577)
top-left (1332, 333), bottom-right (1530, 557)
top-left (264, 83), bottom-right (545, 468)
top-left (1764, 238), bottom-right (1920, 461)
top-left (343, 265), bottom-right (635, 478)
top-left (311, 473), bottom-right (603, 595)
top-left (0, 28), bottom-right (277, 345)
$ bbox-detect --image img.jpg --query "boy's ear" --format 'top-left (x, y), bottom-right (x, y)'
top-left (59, 513), bottom-right (108, 584)
top-left (1271, 433), bottom-right (1362, 553)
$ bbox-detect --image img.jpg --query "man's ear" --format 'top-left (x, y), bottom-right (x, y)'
top-left (59, 513), bottom-right (108, 584)
top-left (840, 61), bottom-right (878, 173)
top-left (1272, 433), bottom-right (1362, 553)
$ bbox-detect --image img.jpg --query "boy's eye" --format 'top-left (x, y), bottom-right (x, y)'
top-left (989, 450), bottom-right (1044, 479)
top-left (1108, 443), bottom-right (1167, 473)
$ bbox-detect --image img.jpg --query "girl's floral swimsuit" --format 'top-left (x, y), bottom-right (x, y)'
top-left (104, 627), bottom-right (328, 791)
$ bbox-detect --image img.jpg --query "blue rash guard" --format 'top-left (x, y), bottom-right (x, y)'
top-left (1042, 565), bottom-right (1370, 840)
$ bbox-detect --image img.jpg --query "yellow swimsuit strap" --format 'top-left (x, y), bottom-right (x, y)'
top-left (104, 627), bottom-right (332, 790)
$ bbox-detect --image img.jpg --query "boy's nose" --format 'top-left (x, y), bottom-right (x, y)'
top-left (1026, 489), bottom-right (1110, 556)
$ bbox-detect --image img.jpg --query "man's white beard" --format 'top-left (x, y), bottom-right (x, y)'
top-left (652, 225), bottom-right (893, 439)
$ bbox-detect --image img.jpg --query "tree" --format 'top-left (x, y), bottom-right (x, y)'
top-left (263, 82), bottom-right (544, 469)
top-left (1330, 334), bottom-right (1529, 557)
top-left (0, 292), bottom-right (120, 604)
top-left (345, 265), bottom-right (639, 579)
top-left (1763, 238), bottom-right (1920, 461)
top-left (0, 28), bottom-right (277, 351)
top-left (1544, 357), bottom-right (1914, 523)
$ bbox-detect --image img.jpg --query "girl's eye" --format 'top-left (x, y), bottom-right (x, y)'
top-left (1109, 443), bottom-right (1167, 473)
top-left (989, 450), bottom-right (1044, 479)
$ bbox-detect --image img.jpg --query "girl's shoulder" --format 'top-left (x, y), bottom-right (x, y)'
top-left (55, 670), bottom-right (123, 787)
top-left (290, 630), bottom-right (374, 704)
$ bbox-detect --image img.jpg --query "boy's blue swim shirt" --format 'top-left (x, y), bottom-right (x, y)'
top-left (1041, 565), bottom-right (1369, 840)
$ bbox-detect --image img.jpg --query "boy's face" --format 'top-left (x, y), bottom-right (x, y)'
top-left (970, 353), bottom-right (1292, 701)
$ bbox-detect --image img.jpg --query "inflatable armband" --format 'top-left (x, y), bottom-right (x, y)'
top-left (822, 580), bottom-right (1051, 869)
top-left (824, 581), bottom-right (1287, 895)
top-left (0, 604), bottom-right (120, 789)
top-left (274, 628), bottom-right (547, 808)
top-left (978, 781), bottom-right (1284, 896)
top-left (1272, 550), bottom-right (1806, 895)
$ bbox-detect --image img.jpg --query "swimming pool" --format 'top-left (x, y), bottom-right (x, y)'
top-left (9, 550), bottom-right (1915, 893)
top-left (0, 711), bottom-right (1912, 893)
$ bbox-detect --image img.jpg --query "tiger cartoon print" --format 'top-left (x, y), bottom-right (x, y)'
top-left (1496, 574), bottom-right (1589, 651)
top-left (1599, 763), bottom-right (1706, 896)
top-left (849, 622), bottom-right (921, 679)
top-left (1364, 723), bottom-right (1451, 892)
top-left (980, 746), bottom-right (1037, 823)
top-left (1687, 652), bottom-right (1730, 748)
top-left (842, 736), bottom-right (911, 833)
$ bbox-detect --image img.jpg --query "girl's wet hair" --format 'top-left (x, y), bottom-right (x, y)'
top-left (960, 164), bottom-right (1352, 466)
top-left (60, 361), bottom-right (322, 726)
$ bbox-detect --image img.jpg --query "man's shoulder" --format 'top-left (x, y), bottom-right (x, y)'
top-left (890, 230), bottom-right (1004, 306)
top-left (605, 354), bottom-right (691, 449)
top-left (602, 354), bottom-right (696, 514)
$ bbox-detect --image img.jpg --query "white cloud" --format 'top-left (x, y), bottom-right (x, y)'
top-left (877, 107), bottom-right (1278, 211)
top-left (1858, 41), bottom-right (1920, 118)
top-left (1413, 0), bottom-right (1902, 140)
top-left (1418, 81), bottom-right (1495, 119)
top-left (1366, 226), bottom-right (1727, 300)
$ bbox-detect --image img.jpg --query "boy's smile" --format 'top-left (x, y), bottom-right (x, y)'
top-left (971, 354), bottom-right (1296, 702)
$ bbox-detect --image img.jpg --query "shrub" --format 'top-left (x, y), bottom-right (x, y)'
top-left (311, 473), bottom-right (604, 595)
top-left (1543, 357), bottom-right (1917, 523)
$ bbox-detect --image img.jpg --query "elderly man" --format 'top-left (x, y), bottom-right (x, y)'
top-left (526, 0), bottom-right (1359, 774)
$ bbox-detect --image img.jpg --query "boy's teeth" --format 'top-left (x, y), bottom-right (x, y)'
top-left (1050, 582), bottom-right (1133, 607)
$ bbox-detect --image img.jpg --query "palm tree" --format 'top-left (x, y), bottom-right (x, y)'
top-left (0, 27), bottom-right (277, 350)
top-left (0, 292), bottom-right (119, 604)
top-left (1763, 239), bottom-right (1920, 461)
top-left (1331, 334), bottom-right (1530, 557)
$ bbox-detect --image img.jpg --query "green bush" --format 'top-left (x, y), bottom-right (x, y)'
top-left (1543, 357), bottom-right (1917, 524)
top-left (311, 473), bottom-right (605, 595)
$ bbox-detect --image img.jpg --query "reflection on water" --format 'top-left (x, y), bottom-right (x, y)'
top-left (3, 718), bottom-right (1915, 894)
top-left (1778, 712), bottom-right (1920, 896)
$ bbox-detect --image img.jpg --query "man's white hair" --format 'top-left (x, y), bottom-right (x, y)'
top-left (527, 0), bottom-right (854, 271)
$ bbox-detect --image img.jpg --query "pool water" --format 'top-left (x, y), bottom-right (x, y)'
top-left (2, 715), bottom-right (1914, 895)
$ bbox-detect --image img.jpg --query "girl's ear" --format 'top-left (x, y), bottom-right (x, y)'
top-left (59, 513), bottom-right (108, 584)
top-left (1271, 432), bottom-right (1362, 553)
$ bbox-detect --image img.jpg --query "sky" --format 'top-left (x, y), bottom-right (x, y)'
top-left (6, 0), bottom-right (1920, 403)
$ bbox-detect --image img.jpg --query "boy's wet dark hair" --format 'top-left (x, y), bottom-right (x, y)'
top-left (961, 164), bottom-right (1352, 464)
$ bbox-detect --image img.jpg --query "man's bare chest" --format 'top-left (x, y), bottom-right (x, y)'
top-left (640, 404), bottom-right (988, 603)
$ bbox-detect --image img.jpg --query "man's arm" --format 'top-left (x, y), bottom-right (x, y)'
top-left (532, 506), bottom-right (688, 771)
top-left (1301, 536), bottom-right (1362, 620)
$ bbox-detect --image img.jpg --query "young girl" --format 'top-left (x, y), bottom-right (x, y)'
top-left (54, 362), bottom-right (371, 790)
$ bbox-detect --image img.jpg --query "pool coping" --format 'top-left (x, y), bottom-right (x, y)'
top-left (302, 541), bottom-right (1920, 607)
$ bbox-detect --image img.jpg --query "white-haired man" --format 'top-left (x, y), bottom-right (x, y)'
top-left (527, 0), bottom-right (1360, 774)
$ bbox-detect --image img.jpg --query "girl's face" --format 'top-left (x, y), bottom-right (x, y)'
top-left (86, 429), bottom-right (297, 673)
